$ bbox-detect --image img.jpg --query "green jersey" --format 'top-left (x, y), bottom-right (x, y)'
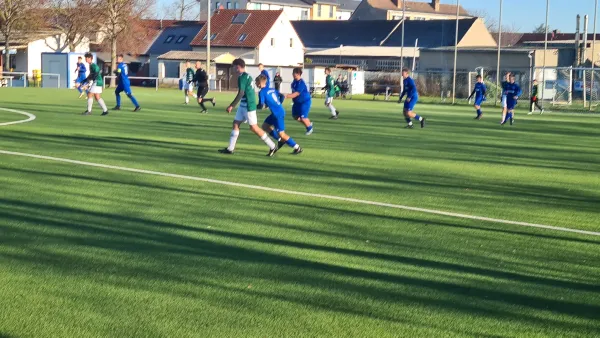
top-left (238, 72), bottom-right (256, 111)
top-left (531, 84), bottom-right (538, 97)
top-left (90, 63), bottom-right (103, 86)
top-left (326, 74), bottom-right (335, 97)
top-left (186, 67), bottom-right (195, 82)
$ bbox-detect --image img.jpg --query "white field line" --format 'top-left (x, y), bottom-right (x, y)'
top-left (0, 149), bottom-right (599, 237)
top-left (0, 107), bottom-right (36, 126)
top-left (1, 107), bottom-right (598, 237)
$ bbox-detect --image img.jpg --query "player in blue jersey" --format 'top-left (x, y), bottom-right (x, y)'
top-left (258, 63), bottom-right (270, 88)
top-left (74, 56), bottom-right (88, 98)
top-left (468, 75), bottom-right (487, 119)
top-left (399, 68), bottom-right (425, 128)
top-left (286, 67), bottom-right (314, 135)
top-left (501, 74), bottom-right (522, 126)
top-left (500, 72), bottom-right (511, 123)
top-left (256, 75), bottom-right (303, 155)
top-left (113, 54), bottom-right (141, 112)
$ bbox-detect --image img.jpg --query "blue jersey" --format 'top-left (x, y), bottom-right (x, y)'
top-left (77, 62), bottom-right (87, 77)
top-left (291, 78), bottom-right (311, 104)
top-left (400, 76), bottom-right (418, 101)
top-left (259, 88), bottom-right (285, 116)
top-left (116, 62), bottom-right (130, 85)
top-left (501, 81), bottom-right (510, 97)
top-left (505, 82), bottom-right (522, 103)
top-left (473, 82), bottom-right (486, 100)
top-left (261, 69), bottom-right (270, 88)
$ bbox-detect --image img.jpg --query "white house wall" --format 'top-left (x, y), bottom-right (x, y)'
top-left (257, 13), bottom-right (304, 66)
top-left (244, 2), bottom-right (309, 20)
top-left (25, 34), bottom-right (89, 75)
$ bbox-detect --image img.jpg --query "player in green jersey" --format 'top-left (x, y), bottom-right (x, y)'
top-left (77, 53), bottom-right (109, 116)
top-left (183, 60), bottom-right (197, 104)
top-left (323, 67), bottom-right (339, 119)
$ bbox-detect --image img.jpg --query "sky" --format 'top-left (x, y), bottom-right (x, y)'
top-left (450, 0), bottom-right (597, 33)
top-left (157, 0), bottom-right (598, 33)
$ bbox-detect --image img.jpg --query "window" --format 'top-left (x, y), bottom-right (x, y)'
top-left (270, 38), bottom-right (274, 46)
top-left (215, 2), bottom-right (220, 9)
top-left (289, 38), bottom-right (293, 48)
top-left (317, 4), bottom-right (322, 16)
top-left (203, 33), bottom-right (218, 40)
top-left (392, 15), bottom-right (401, 20)
top-left (164, 35), bottom-right (175, 43)
top-left (238, 33), bottom-right (248, 41)
top-left (301, 10), bottom-right (309, 20)
top-left (226, 1), bottom-right (231, 9)
top-left (234, 1), bottom-right (239, 8)
top-left (175, 35), bottom-right (187, 44)
top-left (232, 13), bottom-right (250, 24)
top-left (329, 5), bottom-right (333, 18)
top-left (252, 3), bottom-right (260, 9)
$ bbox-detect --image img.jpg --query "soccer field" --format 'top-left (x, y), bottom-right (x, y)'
top-left (0, 87), bottom-right (599, 337)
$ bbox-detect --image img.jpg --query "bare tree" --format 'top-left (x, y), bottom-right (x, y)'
top-left (99, 0), bottom-right (155, 86)
top-left (161, 0), bottom-right (204, 20)
top-left (0, 0), bottom-right (44, 71)
top-left (532, 23), bottom-right (549, 34)
top-left (48, 0), bottom-right (100, 51)
top-left (469, 8), bottom-right (520, 33)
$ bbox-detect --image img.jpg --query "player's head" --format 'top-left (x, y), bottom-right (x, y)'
top-left (84, 52), bottom-right (93, 63)
top-left (195, 61), bottom-right (202, 69)
top-left (476, 75), bottom-right (482, 82)
top-left (510, 74), bottom-right (516, 83)
top-left (117, 54), bottom-right (124, 63)
top-left (505, 72), bottom-right (511, 81)
top-left (292, 67), bottom-right (303, 80)
top-left (401, 68), bottom-right (410, 78)
top-left (77, 56), bottom-right (82, 62)
top-left (258, 63), bottom-right (264, 71)
top-left (255, 74), bottom-right (268, 89)
top-left (324, 67), bottom-right (331, 75)
top-left (232, 58), bottom-right (245, 74)
top-left (533, 79), bottom-right (538, 84)
top-left (185, 60), bottom-right (190, 67)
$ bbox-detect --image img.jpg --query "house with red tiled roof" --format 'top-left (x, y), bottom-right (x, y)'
top-left (189, 9), bottom-right (304, 67)
top-left (351, 0), bottom-right (470, 21)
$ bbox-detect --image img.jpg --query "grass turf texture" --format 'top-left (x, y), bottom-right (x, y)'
top-left (0, 87), bottom-right (599, 337)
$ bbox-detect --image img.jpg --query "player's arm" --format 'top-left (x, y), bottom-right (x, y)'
top-left (228, 76), bottom-right (245, 112)
top-left (515, 85), bottom-right (522, 99)
top-left (468, 88), bottom-right (476, 100)
top-left (84, 65), bottom-right (98, 83)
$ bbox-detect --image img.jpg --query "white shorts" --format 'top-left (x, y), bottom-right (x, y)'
top-left (235, 105), bottom-right (258, 125)
top-left (89, 83), bottom-right (102, 94)
top-left (325, 96), bottom-right (333, 105)
top-left (184, 82), bottom-right (194, 91)
top-left (501, 95), bottom-right (507, 108)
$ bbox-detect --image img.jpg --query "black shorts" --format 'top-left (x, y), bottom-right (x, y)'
top-left (197, 86), bottom-right (208, 98)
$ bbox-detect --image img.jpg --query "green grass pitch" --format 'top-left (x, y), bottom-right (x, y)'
top-left (0, 87), bottom-right (599, 337)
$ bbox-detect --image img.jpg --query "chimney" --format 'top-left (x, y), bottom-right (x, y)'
top-left (575, 15), bottom-right (581, 66)
top-left (582, 15), bottom-right (589, 65)
top-left (432, 0), bottom-right (440, 12)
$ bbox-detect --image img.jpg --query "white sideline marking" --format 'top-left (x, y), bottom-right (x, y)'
top-left (0, 108), bottom-right (36, 126)
top-left (1, 149), bottom-right (599, 237)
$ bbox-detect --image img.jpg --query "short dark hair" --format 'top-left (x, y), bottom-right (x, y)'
top-left (325, 67), bottom-right (331, 72)
top-left (84, 52), bottom-right (93, 59)
top-left (77, 56), bottom-right (82, 59)
top-left (255, 74), bottom-right (267, 86)
top-left (117, 54), bottom-right (124, 58)
top-left (401, 68), bottom-right (409, 73)
top-left (476, 75), bottom-right (482, 79)
top-left (232, 58), bottom-right (245, 68)
top-left (293, 67), bottom-right (303, 75)
top-left (258, 63), bottom-right (264, 67)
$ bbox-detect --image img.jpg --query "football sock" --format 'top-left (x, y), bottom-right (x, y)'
top-left (415, 115), bottom-right (423, 121)
top-left (477, 109), bottom-right (482, 116)
top-left (77, 86), bottom-right (83, 94)
top-left (260, 133), bottom-right (276, 149)
top-left (306, 124), bottom-right (313, 132)
top-left (115, 93), bottom-right (121, 107)
top-left (185, 95), bottom-right (189, 104)
top-left (127, 94), bottom-right (139, 107)
top-left (405, 117), bottom-right (411, 124)
top-left (200, 102), bottom-right (207, 111)
top-left (97, 98), bottom-right (108, 112)
top-left (228, 130), bottom-right (239, 152)
top-left (269, 130), bottom-right (280, 141)
top-left (286, 138), bottom-right (297, 148)
top-left (87, 98), bottom-right (93, 112)
top-left (329, 104), bottom-right (337, 116)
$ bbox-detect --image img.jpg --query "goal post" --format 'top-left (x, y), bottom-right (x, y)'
top-left (103, 76), bottom-right (160, 91)
top-left (0, 72), bottom-right (28, 87)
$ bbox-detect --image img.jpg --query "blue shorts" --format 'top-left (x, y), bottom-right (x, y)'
top-left (474, 97), bottom-right (484, 106)
top-left (76, 75), bottom-right (87, 84)
top-left (506, 100), bottom-right (517, 110)
top-left (116, 83), bottom-right (132, 95)
top-left (292, 100), bottom-right (311, 119)
top-left (264, 113), bottom-right (285, 133)
top-left (404, 97), bottom-right (418, 111)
